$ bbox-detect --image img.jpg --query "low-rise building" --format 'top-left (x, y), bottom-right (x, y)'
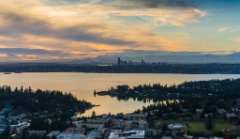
top-left (226, 113), bottom-right (238, 122)
top-left (86, 123), bottom-right (105, 129)
top-left (138, 120), bottom-right (149, 130)
top-left (0, 124), bottom-right (7, 134)
top-left (108, 130), bottom-right (145, 139)
top-left (10, 122), bottom-right (30, 135)
top-left (124, 120), bottom-right (148, 130)
top-left (217, 109), bottom-right (226, 115)
top-left (124, 113), bottom-right (147, 120)
top-left (87, 118), bottom-right (110, 124)
top-left (56, 128), bottom-right (85, 139)
top-left (87, 129), bottom-right (103, 139)
top-left (145, 129), bottom-right (161, 138)
top-left (74, 122), bottom-right (105, 129)
top-left (46, 130), bottom-right (60, 139)
top-left (196, 109), bottom-right (204, 114)
top-left (111, 119), bottom-right (124, 129)
top-left (28, 130), bottom-right (47, 138)
top-left (74, 118), bottom-right (108, 129)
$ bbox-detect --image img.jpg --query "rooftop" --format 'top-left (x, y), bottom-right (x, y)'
top-left (62, 128), bottom-right (85, 134)
top-left (108, 130), bottom-right (145, 139)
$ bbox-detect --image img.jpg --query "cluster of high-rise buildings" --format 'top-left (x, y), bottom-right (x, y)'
top-left (117, 57), bottom-right (145, 65)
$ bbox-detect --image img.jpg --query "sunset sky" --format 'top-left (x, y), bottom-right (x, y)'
top-left (0, 0), bottom-right (240, 62)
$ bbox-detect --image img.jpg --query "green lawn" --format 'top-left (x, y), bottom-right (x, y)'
top-left (184, 122), bottom-right (232, 131)
top-left (214, 116), bottom-right (226, 124)
top-left (165, 118), bottom-right (236, 135)
top-left (184, 122), bottom-right (205, 132)
top-left (183, 121), bottom-right (235, 135)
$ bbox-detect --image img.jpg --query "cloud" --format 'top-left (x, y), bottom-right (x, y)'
top-left (0, 11), bottom-right (135, 46)
top-left (0, 36), bottom-right (13, 41)
top-left (122, 0), bottom-right (197, 8)
top-left (0, 0), bottom-right (206, 61)
top-left (0, 53), bottom-right (8, 58)
top-left (38, 0), bottom-right (206, 27)
top-left (0, 47), bottom-right (69, 61)
top-left (218, 27), bottom-right (240, 33)
top-left (233, 38), bottom-right (240, 43)
top-left (218, 27), bottom-right (227, 32)
top-left (0, 48), bottom-right (63, 55)
top-left (229, 28), bottom-right (240, 32)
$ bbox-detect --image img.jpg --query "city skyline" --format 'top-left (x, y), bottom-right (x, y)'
top-left (0, 0), bottom-right (240, 62)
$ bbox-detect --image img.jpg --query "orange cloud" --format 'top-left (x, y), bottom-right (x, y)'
top-left (0, 0), bottom-right (206, 61)
top-left (233, 38), bottom-right (240, 43)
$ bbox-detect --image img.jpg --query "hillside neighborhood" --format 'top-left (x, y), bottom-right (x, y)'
top-left (1, 107), bottom-right (240, 139)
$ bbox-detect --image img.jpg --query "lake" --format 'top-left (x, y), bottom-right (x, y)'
top-left (0, 72), bottom-right (240, 116)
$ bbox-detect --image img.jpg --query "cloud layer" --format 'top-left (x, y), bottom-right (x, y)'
top-left (123, 0), bottom-right (196, 8)
top-left (0, 0), bottom-right (207, 62)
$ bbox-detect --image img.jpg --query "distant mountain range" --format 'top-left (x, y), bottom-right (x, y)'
top-left (66, 50), bottom-right (240, 65)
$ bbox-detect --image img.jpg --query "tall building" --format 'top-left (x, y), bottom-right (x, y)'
top-left (118, 57), bottom-right (121, 65)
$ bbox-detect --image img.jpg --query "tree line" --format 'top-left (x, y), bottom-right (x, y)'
top-left (99, 78), bottom-right (240, 102)
top-left (0, 85), bottom-right (92, 113)
top-left (1, 63), bottom-right (240, 73)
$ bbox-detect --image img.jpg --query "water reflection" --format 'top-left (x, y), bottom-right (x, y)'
top-left (0, 72), bottom-right (239, 116)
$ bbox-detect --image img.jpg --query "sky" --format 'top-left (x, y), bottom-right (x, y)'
top-left (0, 0), bottom-right (240, 62)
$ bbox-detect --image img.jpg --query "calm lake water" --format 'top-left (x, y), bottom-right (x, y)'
top-left (0, 72), bottom-right (240, 116)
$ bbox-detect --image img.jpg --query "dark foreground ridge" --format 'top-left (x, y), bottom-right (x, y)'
top-left (1, 63), bottom-right (240, 73)
top-left (0, 85), bottom-right (93, 136)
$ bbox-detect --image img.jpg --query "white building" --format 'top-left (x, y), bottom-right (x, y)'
top-left (168, 123), bottom-right (183, 130)
top-left (10, 122), bottom-right (30, 135)
top-left (108, 130), bottom-right (123, 139)
top-left (108, 130), bottom-right (145, 139)
top-left (46, 130), bottom-right (60, 139)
